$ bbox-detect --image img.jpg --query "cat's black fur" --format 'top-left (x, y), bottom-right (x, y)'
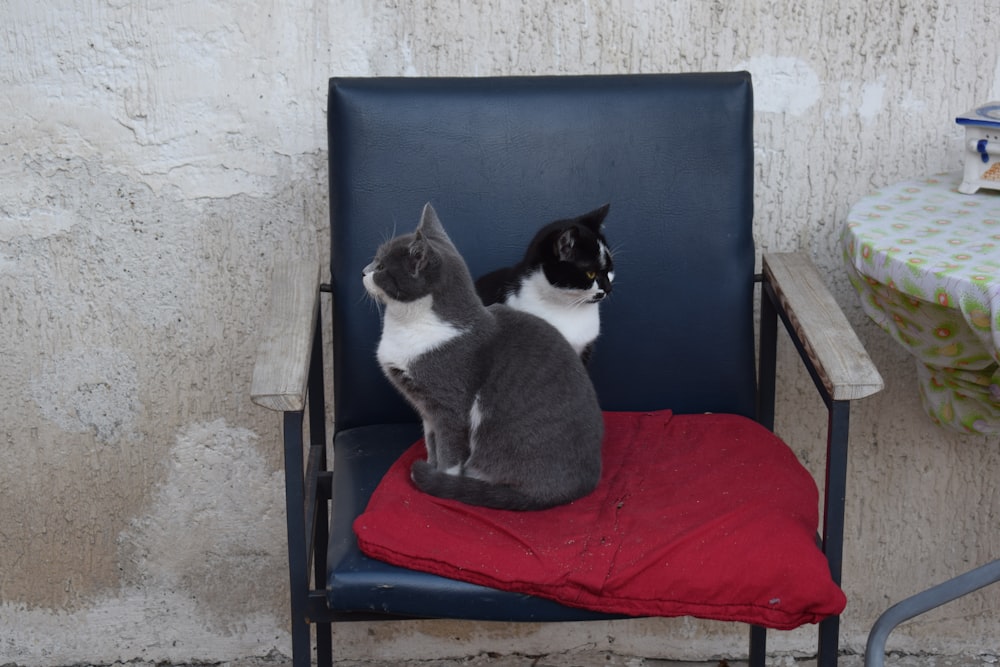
top-left (362, 203), bottom-right (604, 511)
top-left (475, 204), bottom-right (613, 363)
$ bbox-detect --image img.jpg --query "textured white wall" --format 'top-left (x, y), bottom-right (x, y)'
top-left (1, 0), bottom-right (998, 664)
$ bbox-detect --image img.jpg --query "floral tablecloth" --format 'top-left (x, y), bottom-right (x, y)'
top-left (842, 172), bottom-right (1000, 435)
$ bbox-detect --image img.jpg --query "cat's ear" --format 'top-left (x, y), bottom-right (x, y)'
top-left (415, 202), bottom-right (460, 256)
top-left (416, 202), bottom-right (449, 241)
top-left (410, 203), bottom-right (450, 276)
top-left (580, 203), bottom-right (610, 232)
top-left (554, 228), bottom-right (579, 261)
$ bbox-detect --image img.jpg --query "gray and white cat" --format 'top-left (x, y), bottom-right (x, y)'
top-left (362, 203), bottom-right (604, 511)
top-left (475, 204), bottom-right (614, 364)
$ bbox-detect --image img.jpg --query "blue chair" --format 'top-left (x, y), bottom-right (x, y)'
top-left (251, 73), bottom-right (883, 667)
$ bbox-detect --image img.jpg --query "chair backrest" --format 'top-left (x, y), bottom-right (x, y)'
top-left (328, 73), bottom-right (756, 432)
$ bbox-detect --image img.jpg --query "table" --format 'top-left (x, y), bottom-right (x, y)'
top-left (844, 172), bottom-right (1000, 667)
top-left (842, 172), bottom-right (1000, 435)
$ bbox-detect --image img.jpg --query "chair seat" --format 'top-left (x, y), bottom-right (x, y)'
top-left (327, 423), bottom-right (621, 621)
top-left (338, 412), bottom-right (846, 630)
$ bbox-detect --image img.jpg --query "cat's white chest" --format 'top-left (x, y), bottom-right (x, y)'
top-left (377, 295), bottom-right (464, 372)
top-left (507, 271), bottom-right (600, 354)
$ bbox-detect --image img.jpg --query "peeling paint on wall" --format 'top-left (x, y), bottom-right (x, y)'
top-left (2, 420), bottom-right (289, 665)
top-left (736, 55), bottom-right (821, 116)
top-left (29, 347), bottom-right (140, 443)
top-left (2, 591), bottom-right (286, 666)
top-left (121, 420), bottom-right (288, 626)
top-left (858, 80), bottom-right (886, 121)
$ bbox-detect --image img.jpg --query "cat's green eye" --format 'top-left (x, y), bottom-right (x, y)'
top-left (586, 271), bottom-right (597, 280)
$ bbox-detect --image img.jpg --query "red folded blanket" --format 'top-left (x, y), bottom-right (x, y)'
top-left (355, 410), bottom-right (845, 630)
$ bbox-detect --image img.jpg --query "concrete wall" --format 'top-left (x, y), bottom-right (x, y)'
top-left (1, 0), bottom-right (997, 664)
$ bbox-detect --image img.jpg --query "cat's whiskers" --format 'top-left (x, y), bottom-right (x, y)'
top-left (359, 266), bottom-right (386, 314)
top-left (378, 227), bottom-right (393, 247)
top-left (363, 293), bottom-right (384, 314)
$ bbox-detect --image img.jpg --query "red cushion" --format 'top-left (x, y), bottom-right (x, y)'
top-left (354, 410), bottom-right (845, 630)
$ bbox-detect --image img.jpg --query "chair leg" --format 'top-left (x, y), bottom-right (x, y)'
top-left (289, 618), bottom-right (312, 667)
top-left (822, 402), bottom-right (850, 588)
top-left (316, 621), bottom-right (333, 667)
top-left (817, 615), bottom-right (839, 667)
top-left (285, 304), bottom-right (330, 667)
top-left (864, 559), bottom-right (1000, 667)
top-left (314, 470), bottom-right (333, 667)
top-left (814, 401), bottom-right (851, 667)
top-left (283, 411), bottom-right (313, 667)
top-left (748, 625), bottom-right (766, 667)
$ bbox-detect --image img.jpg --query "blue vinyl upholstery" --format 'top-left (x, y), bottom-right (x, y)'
top-left (327, 73), bottom-right (756, 433)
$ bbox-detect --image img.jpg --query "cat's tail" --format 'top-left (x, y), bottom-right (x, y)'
top-left (410, 460), bottom-right (569, 511)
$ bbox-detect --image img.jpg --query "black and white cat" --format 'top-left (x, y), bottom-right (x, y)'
top-left (362, 203), bottom-right (604, 511)
top-left (475, 204), bottom-right (614, 363)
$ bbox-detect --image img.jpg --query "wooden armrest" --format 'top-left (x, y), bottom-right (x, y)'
top-left (763, 252), bottom-right (884, 401)
top-left (250, 259), bottom-right (320, 412)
